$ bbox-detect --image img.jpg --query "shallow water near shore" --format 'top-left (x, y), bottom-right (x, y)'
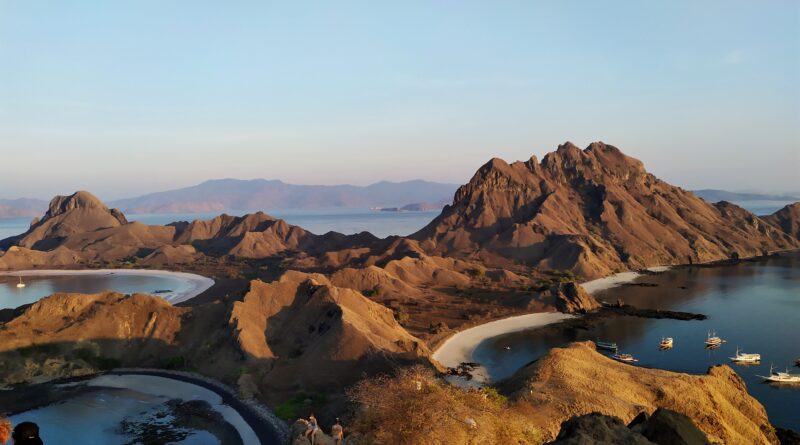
top-left (4, 373), bottom-right (262, 445)
top-left (476, 253), bottom-right (800, 430)
top-left (0, 273), bottom-right (198, 310)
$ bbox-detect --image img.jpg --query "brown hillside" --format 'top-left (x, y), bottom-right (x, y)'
top-left (229, 276), bottom-right (433, 395)
top-left (413, 142), bottom-right (798, 278)
top-left (762, 202), bottom-right (800, 240)
top-left (503, 341), bottom-right (778, 444)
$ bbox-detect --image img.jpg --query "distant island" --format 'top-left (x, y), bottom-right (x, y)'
top-left (3, 181), bottom-right (798, 220)
top-left (371, 201), bottom-right (449, 212)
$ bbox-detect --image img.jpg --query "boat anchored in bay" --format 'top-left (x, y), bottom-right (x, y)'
top-left (659, 337), bottom-right (673, 349)
top-left (611, 352), bottom-right (639, 364)
top-left (596, 339), bottom-right (618, 351)
top-left (758, 365), bottom-right (800, 384)
top-left (16, 276), bottom-right (25, 288)
top-left (704, 330), bottom-right (725, 348)
top-left (730, 347), bottom-right (761, 363)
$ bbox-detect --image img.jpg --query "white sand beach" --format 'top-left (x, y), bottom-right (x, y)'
top-left (0, 269), bottom-right (214, 304)
top-left (432, 266), bottom-right (672, 384)
top-left (432, 312), bottom-right (574, 383)
top-left (581, 266), bottom-right (671, 295)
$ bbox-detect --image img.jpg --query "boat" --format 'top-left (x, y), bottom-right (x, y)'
top-left (611, 353), bottom-right (639, 363)
top-left (596, 340), bottom-right (618, 351)
top-left (729, 347), bottom-right (760, 363)
top-left (757, 364), bottom-right (800, 384)
top-left (659, 337), bottom-right (673, 349)
top-left (704, 330), bottom-right (725, 346)
top-left (503, 346), bottom-right (511, 351)
top-left (16, 276), bottom-right (25, 288)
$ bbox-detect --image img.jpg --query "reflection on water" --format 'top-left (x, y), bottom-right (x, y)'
top-left (0, 274), bottom-right (194, 310)
top-left (477, 253), bottom-right (800, 429)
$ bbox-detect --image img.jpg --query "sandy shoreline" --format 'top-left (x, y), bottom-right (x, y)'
top-left (432, 312), bottom-right (574, 382)
top-left (580, 266), bottom-right (671, 295)
top-left (0, 269), bottom-right (214, 304)
top-left (431, 266), bottom-right (671, 383)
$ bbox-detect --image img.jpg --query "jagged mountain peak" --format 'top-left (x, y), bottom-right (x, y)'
top-left (415, 142), bottom-right (798, 278)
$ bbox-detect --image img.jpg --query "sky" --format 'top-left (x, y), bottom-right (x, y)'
top-left (1, 1), bottom-right (798, 200)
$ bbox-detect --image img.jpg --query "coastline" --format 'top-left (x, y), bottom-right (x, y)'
top-left (430, 267), bottom-right (670, 379)
top-left (432, 312), bottom-right (574, 383)
top-left (1, 369), bottom-right (288, 445)
top-left (0, 269), bottom-right (214, 304)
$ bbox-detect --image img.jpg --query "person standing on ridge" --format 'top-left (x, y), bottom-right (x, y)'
top-left (304, 414), bottom-right (319, 444)
top-left (331, 418), bottom-right (344, 445)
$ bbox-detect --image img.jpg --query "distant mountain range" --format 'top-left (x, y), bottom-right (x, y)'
top-left (0, 179), bottom-right (459, 218)
top-left (0, 198), bottom-right (49, 219)
top-left (2, 181), bottom-right (798, 219)
top-left (107, 179), bottom-right (459, 214)
top-left (692, 189), bottom-right (800, 202)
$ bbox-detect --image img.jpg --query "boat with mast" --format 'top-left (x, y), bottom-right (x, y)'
top-left (729, 347), bottom-right (760, 363)
top-left (757, 364), bottom-right (800, 384)
top-left (16, 276), bottom-right (25, 288)
top-left (595, 339), bottom-right (618, 351)
top-left (704, 330), bottom-right (725, 347)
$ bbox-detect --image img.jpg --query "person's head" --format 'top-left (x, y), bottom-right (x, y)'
top-left (12, 422), bottom-right (43, 445)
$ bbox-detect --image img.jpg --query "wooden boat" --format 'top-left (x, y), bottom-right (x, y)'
top-left (757, 364), bottom-right (800, 384)
top-left (596, 340), bottom-right (618, 351)
top-left (704, 330), bottom-right (725, 346)
top-left (611, 353), bottom-right (639, 363)
top-left (16, 276), bottom-right (26, 288)
top-left (659, 337), bottom-right (673, 349)
top-left (729, 347), bottom-right (760, 363)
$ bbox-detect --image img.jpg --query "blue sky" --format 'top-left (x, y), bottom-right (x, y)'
top-left (1, 1), bottom-right (798, 200)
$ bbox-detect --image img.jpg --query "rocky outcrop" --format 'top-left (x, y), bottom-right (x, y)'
top-left (546, 282), bottom-right (601, 313)
top-left (413, 142), bottom-right (799, 279)
top-left (504, 341), bottom-right (778, 444)
top-left (0, 191), bottom-right (128, 251)
top-left (763, 203), bottom-right (800, 240)
top-left (548, 409), bottom-right (711, 445)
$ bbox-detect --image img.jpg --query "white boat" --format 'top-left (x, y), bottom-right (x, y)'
top-left (729, 347), bottom-right (760, 363)
top-left (611, 353), bottom-right (639, 363)
top-left (16, 276), bottom-right (26, 288)
top-left (596, 340), bottom-right (618, 351)
top-left (659, 337), bottom-right (673, 349)
top-left (757, 364), bottom-right (800, 384)
top-left (704, 330), bottom-right (725, 346)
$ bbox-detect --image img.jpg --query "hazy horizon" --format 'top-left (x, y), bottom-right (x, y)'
top-left (2, 1), bottom-right (798, 200)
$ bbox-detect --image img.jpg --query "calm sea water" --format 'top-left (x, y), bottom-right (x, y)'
top-left (475, 253), bottom-right (800, 429)
top-left (0, 274), bottom-right (195, 310)
top-left (0, 208), bottom-right (439, 241)
top-left (7, 387), bottom-right (221, 445)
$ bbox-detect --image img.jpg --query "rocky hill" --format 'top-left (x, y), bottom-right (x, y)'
top-left (413, 142), bottom-right (798, 279)
top-left (502, 341), bottom-right (778, 444)
top-left (762, 202), bottom-right (800, 240)
top-left (229, 275), bottom-right (433, 396)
